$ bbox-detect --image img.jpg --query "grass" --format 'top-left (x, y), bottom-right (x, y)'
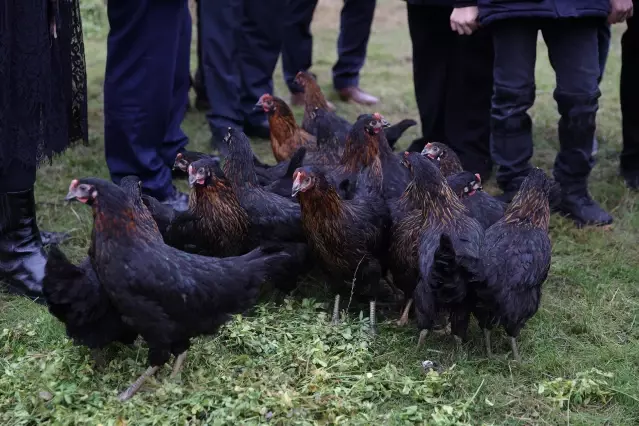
top-left (1, 0), bottom-right (638, 424)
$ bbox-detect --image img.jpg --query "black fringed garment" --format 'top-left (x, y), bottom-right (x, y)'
top-left (0, 0), bottom-right (88, 173)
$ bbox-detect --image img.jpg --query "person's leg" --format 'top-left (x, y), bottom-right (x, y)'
top-left (407, 4), bottom-right (453, 148)
top-left (445, 25), bottom-right (494, 179)
top-left (104, 0), bottom-right (186, 202)
top-left (333, 0), bottom-right (378, 105)
top-left (160, 5), bottom-right (191, 169)
top-left (591, 21), bottom-right (611, 156)
top-left (239, 0), bottom-right (286, 137)
top-left (490, 20), bottom-right (539, 199)
top-left (543, 18), bottom-right (612, 226)
top-left (0, 163), bottom-right (45, 300)
top-left (620, 10), bottom-right (639, 189)
top-left (193, 0), bottom-right (209, 110)
top-left (282, 0), bottom-right (319, 98)
top-left (199, 0), bottom-right (244, 151)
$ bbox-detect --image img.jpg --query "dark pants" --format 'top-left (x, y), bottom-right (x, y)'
top-left (621, 11), bottom-right (639, 174)
top-left (407, 5), bottom-right (493, 176)
top-left (193, 0), bottom-right (206, 100)
top-left (490, 18), bottom-right (602, 192)
top-left (282, 0), bottom-right (376, 93)
top-left (597, 23), bottom-right (611, 83)
top-left (104, 0), bottom-right (190, 200)
top-left (0, 163), bottom-right (36, 193)
top-left (200, 0), bottom-right (284, 130)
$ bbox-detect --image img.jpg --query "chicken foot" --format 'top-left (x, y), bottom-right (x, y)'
top-left (396, 299), bottom-right (413, 326)
top-left (483, 329), bottom-right (492, 358)
top-left (118, 366), bottom-right (159, 402)
top-left (417, 329), bottom-right (428, 347)
top-left (510, 337), bottom-right (521, 363)
top-left (369, 300), bottom-right (377, 336)
top-left (90, 348), bottom-right (108, 369)
top-left (170, 351), bottom-right (187, 379)
top-left (331, 294), bottom-right (340, 325)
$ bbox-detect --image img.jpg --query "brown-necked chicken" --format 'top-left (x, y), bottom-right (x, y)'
top-left (294, 71), bottom-right (416, 149)
top-left (421, 142), bottom-right (464, 177)
top-left (402, 152), bottom-right (484, 347)
top-left (446, 171), bottom-right (506, 230)
top-left (222, 128), bottom-right (306, 243)
top-left (292, 166), bottom-right (390, 335)
top-left (255, 94), bottom-right (316, 162)
top-left (65, 177), bottom-right (309, 401)
top-left (337, 113), bottom-right (410, 201)
top-left (42, 245), bottom-right (137, 366)
top-left (173, 151), bottom-right (219, 177)
top-left (476, 168), bottom-right (552, 362)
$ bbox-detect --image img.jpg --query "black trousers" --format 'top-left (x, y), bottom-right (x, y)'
top-left (199, 0), bottom-right (285, 130)
top-left (620, 10), bottom-right (639, 174)
top-left (282, 0), bottom-right (376, 93)
top-left (491, 18), bottom-right (602, 193)
top-left (0, 162), bottom-right (36, 193)
top-left (407, 4), bottom-right (494, 177)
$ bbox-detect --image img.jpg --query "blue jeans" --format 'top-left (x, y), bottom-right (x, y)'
top-left (490, 18), bottom-right (602, 192)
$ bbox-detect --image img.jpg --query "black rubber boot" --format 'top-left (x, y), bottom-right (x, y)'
top-left (0, 189), bottom-right (47, 303)
top-left (554, 185), bottom-right (613, 228)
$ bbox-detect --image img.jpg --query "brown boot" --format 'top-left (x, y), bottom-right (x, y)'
top-left (337, 87), bottom-right (379, 105)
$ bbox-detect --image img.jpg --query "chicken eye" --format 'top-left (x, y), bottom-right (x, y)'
top-left (369, 120), bottom-right (376, 127)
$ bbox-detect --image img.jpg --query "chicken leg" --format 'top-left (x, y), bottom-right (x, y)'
top-left (510, 337), bottom-right (521, 363)
top-left (118, 366), bottom-right (159, 402)
top-left (417, 329), bottom-right (428, 347)
top-left (90, 348), bottom-right (108, 369)
top-left (331, 294), bottom-right (340, 325)
top-left (396, 298), bottom-right (413, 326)
top-left (170, 351), bottom-right (187, 379)
top-left (483, 329), bottom-right (492, 357)
top-left (369, 299), bottom-right (377, 336)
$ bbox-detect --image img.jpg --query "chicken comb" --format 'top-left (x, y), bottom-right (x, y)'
top-left (474, 173), bottom-right (481, 183)
top-left (372, 112), bottom-right (382, 121)
top-left (176, 153), bottom-right (183, 159)
top-left (70, 179), bottom-right (79, 189)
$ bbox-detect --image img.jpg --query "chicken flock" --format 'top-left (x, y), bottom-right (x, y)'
top-left (42, 71), bottom-right (554, 402)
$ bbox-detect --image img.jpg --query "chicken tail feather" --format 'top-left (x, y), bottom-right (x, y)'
top-left (385, 119), bottom-right (417, 149)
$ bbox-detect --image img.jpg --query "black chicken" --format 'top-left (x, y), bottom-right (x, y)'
top-left (402, 152), bottom-right (484, 347)
top-left (333, 113), bottom-right (410, 201)
top-left (173, 151), bottom-right (219, 177)
top-left (42, 246), bottom-right (137, 366)
top-left (421, 142), bottom-right (464, 177)
top-left (302, 108), bottom-right (343, 167)
top-left (476, 167), bottom-right (552, 362)
top-left (292, 166), bottom-right (390, 335)
top-left (222, 128), bottom-right (306, 244)
top-left (388, 163), bottom-right (428, 326)
top-left (65, 177), bottom-right (309, 401)
top-left (447, 171), bottom-right (506, 230)
top-left (294, 71), bottom-right (416, 149)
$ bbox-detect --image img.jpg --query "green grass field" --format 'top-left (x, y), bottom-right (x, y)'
top-left (1, 1), bottom-right (638, 424)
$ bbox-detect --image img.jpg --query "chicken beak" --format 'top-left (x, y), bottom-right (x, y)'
top-left (254, 99), bottom-right (265, 111)
top-left (380, 118), bottom-right (391, 129)
top-left (188, 174), bottom-right (198, 187)
top-left (64, 189), bottom-right (79, 202)
top-left (291, 175), bottom-right (304, 197)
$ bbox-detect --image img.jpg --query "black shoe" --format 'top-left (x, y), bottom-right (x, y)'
top-left (160, 189), bottom-right (188, 212)
top-left (0, 189), bottom-right (47, 303)
top-left (555, 190), bottom-right (613, 228)
top-left (244, 120), bottom-right (270, 140)
top-left (621, 170), bottom-right (639, 190)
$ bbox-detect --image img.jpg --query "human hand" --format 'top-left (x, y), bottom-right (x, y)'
top-left (450, 6), bottom-right (480, 35)
top-left (608, 0), bottom-right (634, 24)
